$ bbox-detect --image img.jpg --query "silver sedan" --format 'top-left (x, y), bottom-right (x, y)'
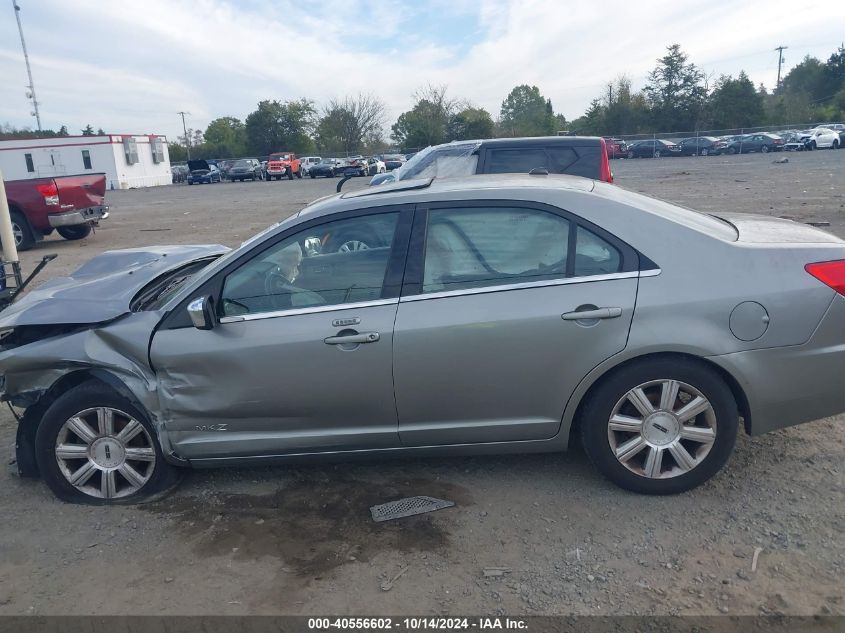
top-left (2, 174), bottom-right (845, 503)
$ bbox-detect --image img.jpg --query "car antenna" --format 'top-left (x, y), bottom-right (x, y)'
top-left (337, 174), bottom-right (353, 193)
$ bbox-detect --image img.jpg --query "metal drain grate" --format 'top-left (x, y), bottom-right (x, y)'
top-left (370, 496), bottom-right (455, 522)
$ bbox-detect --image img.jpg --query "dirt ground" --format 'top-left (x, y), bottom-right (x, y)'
top-left (0, 150), bottom-right (843, 616)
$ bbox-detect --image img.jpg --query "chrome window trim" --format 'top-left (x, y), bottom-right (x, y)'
top-left (399, 271), bottom-right (641, 303)
top-left (218, 298), bottom-right (399, 324)
top-left (639, 268), bottom-right (662, 278)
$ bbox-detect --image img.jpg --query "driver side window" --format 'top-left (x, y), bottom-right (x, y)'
top-left (220, 212), bottom-right (399, 317)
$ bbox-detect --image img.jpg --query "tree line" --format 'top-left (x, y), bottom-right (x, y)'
top-left (3, 43), bottom-right (843, 160)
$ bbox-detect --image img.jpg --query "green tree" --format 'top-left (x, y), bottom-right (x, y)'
top-left (57, 125), bottom-right (69, 137)
top-left (316, 94), bottom-right (386, 153)
top-left (709, 71), bottom-right (764, 129)
top-left (643, 44), bottom-right (707, 131)
top-left (81, 124), bottom-right (95, 136)
top-left (169, 143), bottom-right (187, 162)
top-left (245, 99), bottom-right (316, 157)
top-left (499, 85), bottom-right (556, 136)
top-left (204, 116), bottom-right (247, 157)
top-left (447, 107), bottom-right (494, 140)
top-left (391, 85), bottom-right (460, 148)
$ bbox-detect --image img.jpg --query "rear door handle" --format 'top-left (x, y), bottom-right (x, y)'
top-left (324, 332), bottom-right (380, 345)
top-left (561, 307), bottom-right (622, 320)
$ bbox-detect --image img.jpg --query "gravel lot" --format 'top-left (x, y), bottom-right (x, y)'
top-left (1, 150), bottom-right (843, 616)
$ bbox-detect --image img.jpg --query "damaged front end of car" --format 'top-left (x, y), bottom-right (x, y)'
top-left (0, 245), bottom-right (229, 477)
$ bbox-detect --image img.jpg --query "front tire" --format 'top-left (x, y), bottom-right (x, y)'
top-left (57, 224), bottom-right (92, 240)
top-left (35, 381), bottom-right (181, 504)
top-left (832, 140), bottom-right (839, 150)
top-left (579, 357), bottom-right (738, 495)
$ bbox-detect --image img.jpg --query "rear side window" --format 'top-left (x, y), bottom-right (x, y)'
top-left (485, 149), bottom-right (549, 174)
top-left (483, 146), bottom-right (599, 179)
top-left (422, 207), bottom-right (570, 293)
top-left (574, 226), bottom-right (621, 276)
top-left (24, 153), bottom-right (34, 173)
top-left (82, 150), bottom-right (92, 170)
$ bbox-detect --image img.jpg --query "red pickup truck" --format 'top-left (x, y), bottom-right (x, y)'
top-left (3, 173), bottom-right (108, 251)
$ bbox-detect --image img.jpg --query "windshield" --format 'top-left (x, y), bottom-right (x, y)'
top-left (232, 160), bottom-right (250, 168)
top-left (271, 154), bottom-right (290, 161)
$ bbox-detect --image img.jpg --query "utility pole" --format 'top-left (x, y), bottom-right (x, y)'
top-left (177, 111), bottom-right (191, 159)
top-left (12, 1), bottom-right (42, 132)
top-left (774, 45), bottom-right (788, 91)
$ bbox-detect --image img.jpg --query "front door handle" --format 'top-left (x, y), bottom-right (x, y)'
top-left (324, 331), bottom-right (380, 345)
top-left (561, 307), bottom-right (622, 321)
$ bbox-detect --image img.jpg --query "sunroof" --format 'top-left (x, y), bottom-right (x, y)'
top-left (340, 177), bottom-right (434, 199)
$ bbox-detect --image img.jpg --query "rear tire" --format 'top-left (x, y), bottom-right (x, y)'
top-left (832, 140), bottom-right (839, 150)
top-left (579, 357), bottom-right (738, 495)
top-left (10, 209), bottom-right (35, 251)
top-left (761, 145), bottom-right (769, 153)
top-left (57, 224), bottom-right (92, 241)
top-left (653, 150), bottom-right (661, 158)
top-left (34, 381), bottom-right (182, 505)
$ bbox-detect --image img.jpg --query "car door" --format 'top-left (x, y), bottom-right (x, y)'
top-left (149, 207), bottom-right (412, 460)
top-left (392, 201), bottom-right (639, 446)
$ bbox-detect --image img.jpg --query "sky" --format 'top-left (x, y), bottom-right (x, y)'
top-left (2, 0), bottom-right (844, 141)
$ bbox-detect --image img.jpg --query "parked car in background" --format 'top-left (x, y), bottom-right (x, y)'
top-left (309, 158), bottom-right (344, 178)
top-left (170, 165), bottom-right (189, 183)
top-left (371, 136), bottom-right (613, 186)
top-left (805, 127), bottom-right (841, 150)
top-left (341, 156), bottom-right (369, 177)
top-left (381, 154), bottom-right (406, 170)
top-left (725, 133), bottom-right (783, 154)
top-left (603, 137), bottom-right (627, 159)
top-left (780, 131), bottom-right (807, 151)
top-left (626, 139), bottom-right (681, 158)
top-left (367, 157), bottom-right (386, 176)
top-left (678, 136), bottom-right (727, 156)
top-left (187, 160), bottom-right (223, 184)
top-left (2, 173), bottom-right (108, 250)
top-left (226, 159), bottom-right (264, 181)
top-left (299, 156), bottom-right (322, 175)
top-left (217, 160), bottom-right (236, 180)
top-left (266, 152), bottom-right (302, 180)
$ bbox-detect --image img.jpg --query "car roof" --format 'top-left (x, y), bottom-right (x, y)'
top-left (298, 174), bottom-right (595, 222)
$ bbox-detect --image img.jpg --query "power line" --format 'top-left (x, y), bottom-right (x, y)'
top-left (12, 0), bottom-right (41, 132)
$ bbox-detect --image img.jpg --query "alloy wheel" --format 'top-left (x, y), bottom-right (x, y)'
top-left (11, 222), bottom-right (23, 247)
top-left (338, 240), bottom-right (369, 252)
top-left (607, 379), bottom-right (716, 479)
top-left (54, 407), bottom-right (156, 499)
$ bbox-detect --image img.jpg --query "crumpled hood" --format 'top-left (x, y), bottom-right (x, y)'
top-left (0, 244), bottom-right (229, 327)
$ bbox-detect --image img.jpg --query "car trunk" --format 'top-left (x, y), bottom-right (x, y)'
top-left (713, 213), bottom-right (844, 244)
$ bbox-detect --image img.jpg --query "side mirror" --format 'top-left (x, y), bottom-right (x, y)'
top-left (187, 296), bottom-right (216, 330)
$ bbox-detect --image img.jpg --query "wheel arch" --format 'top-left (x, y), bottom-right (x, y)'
top-left (565, 351), bottom-right (752, 446)
top-left (15, 368), bottom-right (158, 478)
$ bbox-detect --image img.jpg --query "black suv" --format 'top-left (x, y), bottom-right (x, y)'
top-left (226, 159), bottom-right (264, 182)
top-left (370, 136), bottom-right (612, 185)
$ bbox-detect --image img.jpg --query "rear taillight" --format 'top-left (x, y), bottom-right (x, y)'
top-left (598, 138), bottom-right (613, 184)
top-left (35, 182), bottom-right (59, 205)
top-left (806, 261), bottom-right (845, 296)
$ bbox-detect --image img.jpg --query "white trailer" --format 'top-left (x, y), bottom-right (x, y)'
top-left (0, 134), bottom-right (172, 189)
